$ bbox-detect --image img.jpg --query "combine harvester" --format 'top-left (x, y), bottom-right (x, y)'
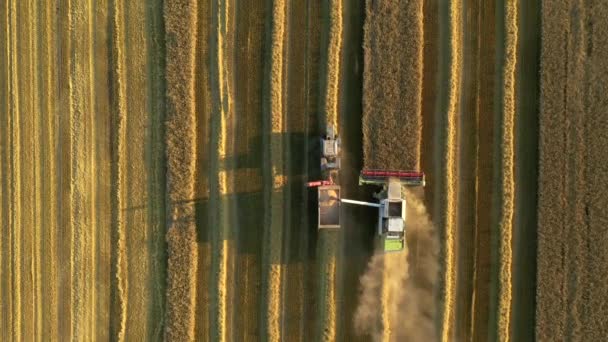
top-left (342, 170), bottom-right (425, 252)
top-left (306, 126), bottom-right (425, 252)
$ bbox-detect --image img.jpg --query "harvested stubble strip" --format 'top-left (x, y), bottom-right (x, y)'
top-left (436, 1), bottom-right (461, 341)
top-left (493, 1), bottom-right (517, 341)
top-left (362, 0), bottom-right (423, 170)
top-left (163, 0), bottom-right (199, 340)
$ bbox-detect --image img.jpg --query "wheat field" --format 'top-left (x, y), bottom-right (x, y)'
top-left (1, 0), bottom-right (607, 341)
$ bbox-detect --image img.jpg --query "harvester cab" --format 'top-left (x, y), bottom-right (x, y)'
top-left (341, 170), bottom-right (425, 252)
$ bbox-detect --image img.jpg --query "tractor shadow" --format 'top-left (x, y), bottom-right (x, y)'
top-left (190, 131), bottom-right (322, 264)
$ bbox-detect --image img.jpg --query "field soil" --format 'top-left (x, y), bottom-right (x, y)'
top-left (1, 1), bottom-right (606, 342)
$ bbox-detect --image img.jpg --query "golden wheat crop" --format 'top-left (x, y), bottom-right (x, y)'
top-left (362, 0), bottom-right (424, 170)
top-left (164, 0), bottom-right (199, 340)
top-left (537, 1), bottom-right (608, 340)
top-left (495, 1), bottom-right (517, 341)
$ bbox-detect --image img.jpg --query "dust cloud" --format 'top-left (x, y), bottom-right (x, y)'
top-left (354, 189), bottom-right (439, 341)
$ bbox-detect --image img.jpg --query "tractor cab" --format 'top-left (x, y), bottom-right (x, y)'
top-left (321, 125), bottom-right (341, 171)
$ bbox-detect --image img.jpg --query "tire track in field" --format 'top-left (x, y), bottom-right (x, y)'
top-left (260, 1), bottom-right (287, 340)
top-left (436, 1), bottom-right (461, 341)
top-left (163, 0), bottom-right (199, 340)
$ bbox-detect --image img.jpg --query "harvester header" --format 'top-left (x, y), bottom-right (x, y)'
top-left (359, 169), bottom-right (425, 187)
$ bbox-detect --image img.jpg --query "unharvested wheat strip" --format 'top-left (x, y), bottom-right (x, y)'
top-left (326, 250), bottom-right (337, 342)
top-left (323, 0), bottom-right (342, 128)
top-left (110, 0), bottom-right (128, 339)
top-left (9, 0), bottom-right (23, 339)
top-left (38, 1), bottom-right (58, 338)
top-left (496, 1), bottom-right (517, 341)
top-left (439, 1), bottom-right (461, 341)
top-left (163, 0), bottom-right (199, 340)
top-left (414, 0), bottom-right (424, 169)
top-left (362, 1), bottom-right (423, 170)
